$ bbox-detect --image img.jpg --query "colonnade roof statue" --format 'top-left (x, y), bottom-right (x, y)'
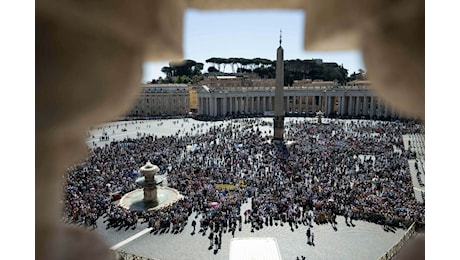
top-left (36, 0), bottom-right (424, 259)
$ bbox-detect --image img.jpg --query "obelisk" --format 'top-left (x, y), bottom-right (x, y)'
top-left (273, 30), bottom-right (285, 142)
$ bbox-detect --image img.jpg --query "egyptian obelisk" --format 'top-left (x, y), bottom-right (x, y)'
top-left (273, 30), bottom-right (285, 142)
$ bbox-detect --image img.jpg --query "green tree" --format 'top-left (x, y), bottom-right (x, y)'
top-left (208, 66), bottom-right (219, 73)
top-left (161, 59), bottom-right (204, 80)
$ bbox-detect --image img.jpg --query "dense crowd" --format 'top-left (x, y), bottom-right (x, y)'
top-left (62, 117), bottom-right (425, 253)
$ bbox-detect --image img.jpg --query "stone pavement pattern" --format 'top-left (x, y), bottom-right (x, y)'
top-left (95, 203), bottom-right (405, 260)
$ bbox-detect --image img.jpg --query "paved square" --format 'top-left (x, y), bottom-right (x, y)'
top-left (68, 117), bottom-right (425, 260)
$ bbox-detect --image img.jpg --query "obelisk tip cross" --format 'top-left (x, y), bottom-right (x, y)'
top-left (279, 29), bottom-right (282, 46)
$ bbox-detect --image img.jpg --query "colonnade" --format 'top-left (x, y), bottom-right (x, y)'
top-left (198, 89), bottom-right (397, 118)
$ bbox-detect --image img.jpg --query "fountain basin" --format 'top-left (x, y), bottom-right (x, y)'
top-left (119, 187), bottom-right (183, 212)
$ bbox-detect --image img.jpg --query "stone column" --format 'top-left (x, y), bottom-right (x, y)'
top-left (203, 97), bottom-right (207, 115)
top-left (246, 96), bottom-right (250, 114)
top-left (306, 95), bottom-right (309, 114)
top-left (339, 96), bottom-right (344, 115)
top-left (203, 97), bottom-right (206, 115)
top-left (330, 96), bottom-right (335, 115)
top-left (355, 96), bottom-right (361, 116)
top-left (229, 97), bottom-right (233, 114)
top-left (286, 96), bottom-right (289, 113)
top-left (262, 96), bottom-right (266, 112)
top-left (300, 96), bottom-right (304, 114)
top-left (237, 96), bottom-right (240, 113)
top-left (332, 96), bottom-right (336, 115)
top-left (363, 96), bottom-right (368, 116)
top-left (370, 96), bottom-right (375, 117)
top-left (208, 97), bottom-right (212, 116)
top-left (222, 97), bottom-right (227, 116)
top-left (209, 97), bottom-right (213, 116)
top-left (292, 95), bottom-right (296, 113)
top-left (251, 96), bottom-right (254, 114)
top-left (255, 96), bottom-right (259, 114)
top-left (312, 96), bottom-right (316, 113)
top-left (246, 97), bottom-right (249, 114)
top-left (213, 97), bottom-right (217, 116)
top-left (204, 97), bottom-right (207, 115)
top-left (348, 96), bottom-right (353, 115)
top-left (267, 96), bottom-right (270, 112)
top-left (318, 95), bottom-right (322, 112)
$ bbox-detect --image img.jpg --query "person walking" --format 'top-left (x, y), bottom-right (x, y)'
top-left (306, 227), bottom-right (311, 244)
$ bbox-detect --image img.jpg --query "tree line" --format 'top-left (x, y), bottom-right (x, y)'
top-left (149, 57), bottom-right (366, 85)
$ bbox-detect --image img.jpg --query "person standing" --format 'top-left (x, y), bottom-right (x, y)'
top-left (208, 232), bottom-right (214, 250)
top-left (311, 232), bottom-right (315, 245)
top-left (214, 235), bottom-right (219, 251)
top-left (191, 219), bottom-right (196, 233)
top-left (306, 227), bottom-right (311, 244)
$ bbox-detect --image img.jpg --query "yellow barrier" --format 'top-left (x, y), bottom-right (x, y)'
top-left (215, 184), bottom-right (236, 190)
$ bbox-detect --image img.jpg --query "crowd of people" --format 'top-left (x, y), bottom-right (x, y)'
top-left (62, 117), bottom-right (425, 253)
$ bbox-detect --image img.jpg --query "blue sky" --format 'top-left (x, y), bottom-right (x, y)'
top-left (142, 9), bottom-right (365, 82)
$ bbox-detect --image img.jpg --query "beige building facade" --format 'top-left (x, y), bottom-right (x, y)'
top-left (127, 84), bottom-right (189, 117)
top-left (197, 79), bottom-right (399, 118)
top-left (126, 80), bottom-right (398, 119)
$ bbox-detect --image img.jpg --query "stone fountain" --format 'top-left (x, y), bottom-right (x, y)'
top-left (119, 161), bottom-right (182, 211)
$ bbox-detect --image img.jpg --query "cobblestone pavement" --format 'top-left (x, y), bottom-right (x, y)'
top-left (86, 117), bottom-right (342, 148)
top-left (88, 118), bottom-right (416, 259)
top-left (94, 201), bottom-right (405, 260)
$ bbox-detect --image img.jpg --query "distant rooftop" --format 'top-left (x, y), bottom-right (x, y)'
top-left (140, 83), bottom-right (189, 93)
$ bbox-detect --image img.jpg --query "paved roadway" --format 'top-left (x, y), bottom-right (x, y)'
top-left (86, 118), bottom-right (418, 260)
